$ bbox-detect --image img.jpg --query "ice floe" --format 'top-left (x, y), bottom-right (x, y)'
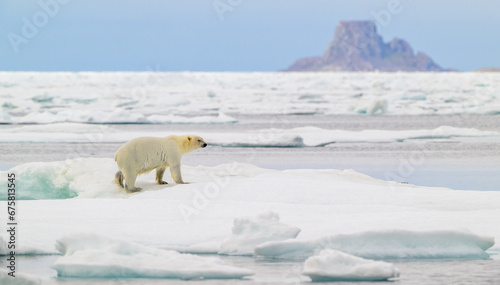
top-left (0, 123), bottom-right (498, 146)
top-left (0, 268), bottom-right (41, 285)
top-left (218, 211), bottom-right (301, 255)
top-left (302, 250), bottom-right (400, 282)
top-left (0, 235), bottom-right (55, 256)
top-left (255, 229), bottom-right (495, 260)
top-left (0, 158), bottom-right (499, 261)
top-left (52, 233), bottom-right (253, 279)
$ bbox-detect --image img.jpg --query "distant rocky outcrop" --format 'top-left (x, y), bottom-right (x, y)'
top-left (286, 21), bottom-right (448, 72)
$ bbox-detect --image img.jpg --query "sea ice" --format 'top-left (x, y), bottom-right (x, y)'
top-left (52, 233), bottom-right (253, 279)
top-left (0, 158), bottom-right (124, 200)
top-left (1, 158), bottom-right (499, 263)
top-left (0, 235), bottom-right (55, 256)
top-left (302, 249), bottom-right (400, 282)
top-left (218, 211), bottom-right (301, 255)
top-left (0, 269), bottom-right (41, 285)
top-left (147, 112), bottom-right (237, 124)
top-left (1, 71), bottom-right (499, 120)
top-left (255, 229), bottom-right (495, 260)
top-left (162, 242), bottom-right (221, 254)
top-left (1, 123), bottom-right (498, 147)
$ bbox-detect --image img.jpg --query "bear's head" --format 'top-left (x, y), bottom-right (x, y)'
top-left (183, 135), bottom-right (207, 153)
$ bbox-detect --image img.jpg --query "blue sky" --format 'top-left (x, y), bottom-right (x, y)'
top-left (1, 0), bottom-right (499, 71)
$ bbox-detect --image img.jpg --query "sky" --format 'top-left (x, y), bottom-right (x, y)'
top-left (0, 0), bottom-right (499, 72)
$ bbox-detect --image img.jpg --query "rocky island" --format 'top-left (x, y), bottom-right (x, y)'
top-left (286, 21), bottom-right (448, 72)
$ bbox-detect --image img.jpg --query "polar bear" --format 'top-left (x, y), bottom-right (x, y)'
top-left (114, 135), bottom-right (207, 192)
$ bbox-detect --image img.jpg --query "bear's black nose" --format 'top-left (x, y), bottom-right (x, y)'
top-left (202, 143), bottom-right (207, 148)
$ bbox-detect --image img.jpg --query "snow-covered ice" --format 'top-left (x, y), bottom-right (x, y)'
top-left (0, 269), bottom-right (41, 285)
top-left (1, 72), bottom-right (500, 124)
top-left (255, 229), bottom-right (495, 260)
top-left (218, 211), bottom-right (301, 255)
top-left (0, 235), bottom-right (54, 256)
top-left (52, 233), bottom-right (253, 279)
top-left (165, 212), bottom-right (301, 255)
top-left (302, 249), bottom-right (400, 282)
top-left (0, 158), bottom-right (498, 260)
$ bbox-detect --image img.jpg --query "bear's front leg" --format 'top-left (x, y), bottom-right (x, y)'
top-left (155, 167), bottom-right (169, 185)
top-left (170, 164), bottom-right (189, 184)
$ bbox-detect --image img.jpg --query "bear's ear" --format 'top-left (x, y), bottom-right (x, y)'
top-left (188, 136), bottom-right (191, 141)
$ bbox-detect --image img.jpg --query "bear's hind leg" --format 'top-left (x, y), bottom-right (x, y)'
top-left (123, 170), bottom-right (142, 193)
top-left (156, 167), bottom-right (168, 185)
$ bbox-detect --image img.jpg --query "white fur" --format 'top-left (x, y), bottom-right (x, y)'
top-left (114, 135), bottom-right (206, 192)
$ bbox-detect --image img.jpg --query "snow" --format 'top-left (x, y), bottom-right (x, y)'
top-left (147, 113), bottom-right (237, 124)
top-left (1, 72), bottom-right (500, 124)
top-left (0, 123), bottom-right (498, 146)
top-left (255, 229), bottom-right (495, 260)
top-left (52, 233), bottom-right (253, 279)
top-left (162, 242), bottom-right (221, 254)
top-left (302, 249), bottom-right (400, 282)
top-left (0, 236), bottom-right (54, 256)
top-left (0, 158), bottom-right (499, 261)
top-left (218, 211), bottom-right (301, 255)
top-left (0, 269), bottom-right (41, 285)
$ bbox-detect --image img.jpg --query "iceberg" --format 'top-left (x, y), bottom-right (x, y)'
top-left (218, 211), bottom-right (301, 255)
top-left (255, 229), bottom-right (495, 260)
top-left (52, 233), bottom-right (253, 279)
top-left (302, 250), bottom-right (400, 282)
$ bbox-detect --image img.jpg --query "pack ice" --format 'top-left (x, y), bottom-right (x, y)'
top-left (1, 72), bottom-right (500, 123)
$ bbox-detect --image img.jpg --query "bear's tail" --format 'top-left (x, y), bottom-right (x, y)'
top-left (114, 171), bottom-right (125, 188)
